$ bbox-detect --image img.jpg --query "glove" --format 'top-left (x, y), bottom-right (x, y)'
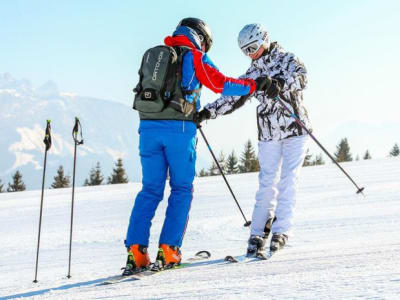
top-left (265, 79), bottom-right (281, 98)
top-left (254, 76), bottom-right (272, 92)
top-left (196, 109), bottom-right (211, 127)
top-left (273, 76), bottom-right (285, 89)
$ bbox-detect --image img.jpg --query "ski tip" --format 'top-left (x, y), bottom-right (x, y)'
top-left (195, 250), bottom-right (211, 259)
top-left (224, 255), bottom-right (238, 263)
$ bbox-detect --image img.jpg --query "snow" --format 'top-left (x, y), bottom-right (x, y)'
top-left (0, 158), bottom-right (399, 299)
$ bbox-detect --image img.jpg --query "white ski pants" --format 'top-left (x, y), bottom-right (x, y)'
top-left (251, 135), bottom-right (308, 237)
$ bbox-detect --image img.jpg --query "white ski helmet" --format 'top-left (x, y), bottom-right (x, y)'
top-left (238, 24), bottom-right (270, 55)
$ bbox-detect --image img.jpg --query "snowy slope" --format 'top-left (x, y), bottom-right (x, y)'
top-left (0, 158), bottom-right (400, 299)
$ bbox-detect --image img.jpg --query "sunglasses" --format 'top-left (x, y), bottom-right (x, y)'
top-left (241, 41), bottom-right (262, 55)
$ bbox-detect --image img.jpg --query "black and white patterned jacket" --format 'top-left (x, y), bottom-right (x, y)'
top-left (204, 42), bottom-right (311, 141)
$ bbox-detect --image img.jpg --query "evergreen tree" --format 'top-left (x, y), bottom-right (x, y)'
top-left (363, 150), bottom-right (372, 160)
top-left (199, 168), bottom-right (208, 177)
top-left (51, 165), bottom-right (70, 188)
top-left (84, 162), bottom-right (104, 186)
top-left (7, 170), bottom-right (26, 192)
top-left (313, 153), bottom-right (325, 165)
top-left (239, 140), bottom-right (257, 173)
top-left (217, 151), bottom-right (227, 174)
top-left (0, 178), bottom-right (4, 193)
top-left (303, 149), bottom-right (313, 167)
top-left (389, 143), bottom-right (400, 157)
top-left (226, 150), bottom-right (239, 174)
top-left (355, 155), bottom-right (360, 161)
top-left (208, 161), bottom-right (219, 176)
top-left (334, 138), bottom-right (353, 162)
top-left (108, 158), bottom-right (129, 184)
top-left (250, 155), bottom-right (260, 172)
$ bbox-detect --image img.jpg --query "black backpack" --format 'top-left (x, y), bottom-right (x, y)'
top-left (133, 45), bottom-right (199, 117)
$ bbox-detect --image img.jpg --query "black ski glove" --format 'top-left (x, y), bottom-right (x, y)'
top-left (273, 76), bottom-right (286, 89)
top-left (254, 76), bottom-right (272, 93)
top-left (196, 109), bottom-right (211, 128)
top-left (265, 79), bottom-right (281, 99)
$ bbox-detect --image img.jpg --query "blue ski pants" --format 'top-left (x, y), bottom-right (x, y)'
top-left (125, 121), bottom-right (197, 248)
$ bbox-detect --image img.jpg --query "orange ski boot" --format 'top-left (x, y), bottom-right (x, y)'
top-left (152, 244), bottom-right (182, 271)
top-left (122, 244), bottom-right (150, 276)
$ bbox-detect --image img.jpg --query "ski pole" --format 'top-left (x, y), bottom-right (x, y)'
top-left (67, 117), bottom-right (84, 279)
top-left (33, 120), bottom-right (52, 283)
top-left (198, 126), bottom-right (251, 227)
top-left (274, 96), bottom-right (365, 196)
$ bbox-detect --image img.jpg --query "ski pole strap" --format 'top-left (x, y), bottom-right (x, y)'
top-left (72, 117), bottom-right (84, 145)
top-left (43, 120), bottom-right (52, 151)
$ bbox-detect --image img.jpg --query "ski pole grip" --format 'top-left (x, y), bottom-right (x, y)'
top-left (72, 117), bottom-right (84, 145)
top-left (73, 117), bottom-right (79, 134)
top-left (43, 120), bottom-right (52, 151)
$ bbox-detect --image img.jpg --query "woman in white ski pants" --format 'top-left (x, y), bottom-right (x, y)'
top-left (252, 135), bottom-right (308, 237)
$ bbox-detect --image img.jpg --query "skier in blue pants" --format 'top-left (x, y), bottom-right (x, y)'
top-left (126, 121), bottom-right (197, 248)
top-left (122, 18), bottom-right (272, 275)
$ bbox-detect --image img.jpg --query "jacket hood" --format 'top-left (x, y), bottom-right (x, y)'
top-left (164, 26), bottom-right (202, 50)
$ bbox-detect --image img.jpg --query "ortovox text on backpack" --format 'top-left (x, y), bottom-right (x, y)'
top-left (133, 46), bottom-right (201, 121)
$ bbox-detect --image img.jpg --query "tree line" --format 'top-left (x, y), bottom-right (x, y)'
top-left (331, 138), bottom-right (398, 162)
top-left (198, 138), bottom-right (400, 177)
top-left (198, 140), bottom-right (259, 177)
top-left (0, 158), bottom-right (129, 193)
top-left (1, 140), bottom-right (400, 192)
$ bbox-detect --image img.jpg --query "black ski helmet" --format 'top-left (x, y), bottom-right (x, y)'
top-left (177, 17), bottom-right (213, 52)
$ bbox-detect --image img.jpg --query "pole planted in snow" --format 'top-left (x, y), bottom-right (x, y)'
top-left (67, 117), bottom-right (84, 279)
top-left (33, 120), bottom-right (52, 283)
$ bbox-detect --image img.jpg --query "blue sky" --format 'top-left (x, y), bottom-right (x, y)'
top-left (1, 0), bottom-right (400, 163)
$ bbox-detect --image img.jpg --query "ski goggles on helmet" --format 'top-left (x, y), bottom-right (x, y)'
top-left (240, 40), bottom-right (263, 55)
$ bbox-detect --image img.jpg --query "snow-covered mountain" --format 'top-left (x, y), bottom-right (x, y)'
top-left (0, 73), bottom-right (140, 190)
top-left (0, 158), bottom-right (399, 299)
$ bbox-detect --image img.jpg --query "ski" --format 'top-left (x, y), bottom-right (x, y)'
top-left (99, 250), bottom-right (211, 285)
top-left (99, 268), bottom-right (147, 285)
top-left (224, 250), bottom-right (278, 264)
top-left (224, 254), bottom-right (266, 264)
